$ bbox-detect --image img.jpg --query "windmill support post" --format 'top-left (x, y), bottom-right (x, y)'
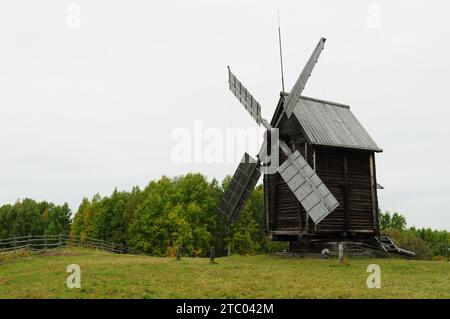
top-left (338, 242), bottom-right (345, 264)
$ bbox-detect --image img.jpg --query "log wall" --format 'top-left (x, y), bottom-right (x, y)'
top-left (266, 134), bottom-right (377, 238)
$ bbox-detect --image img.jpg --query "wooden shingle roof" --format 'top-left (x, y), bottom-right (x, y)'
top-left (272, 94), bottom-right (382, 152)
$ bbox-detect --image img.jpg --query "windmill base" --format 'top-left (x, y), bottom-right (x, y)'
top-left (280, 239), bottom-right (386, 258)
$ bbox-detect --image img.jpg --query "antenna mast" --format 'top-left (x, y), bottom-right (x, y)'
top-left (277, 11), bottom-right (285, 93)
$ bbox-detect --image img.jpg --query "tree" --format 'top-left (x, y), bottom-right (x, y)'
top-left (391, 212), bottom-right (407, 230)
top-left (379, 211), bottom-right (406, 231)
top-left (128, 177), bottom-right (177, 255)
top-left (0, 199), bottom-right (71, 239)
top-left (226, 185), bottom-right (265, 255)
top-left (128, 174), bottom-right (220, 256)
top-left (46, 203), bottom-right (71, 235)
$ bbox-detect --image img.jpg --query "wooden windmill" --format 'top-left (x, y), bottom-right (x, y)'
top-left (218, 38), bottom-right (414, 257)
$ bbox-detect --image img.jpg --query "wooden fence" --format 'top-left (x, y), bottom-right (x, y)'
top-left (0, 234), bottom-right (136, 255)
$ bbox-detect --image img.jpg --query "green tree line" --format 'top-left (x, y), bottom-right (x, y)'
top-left (71, 173), bottom-right (283, 257)
top-left (0, 199), bottom-right (71, 238)
top-left (0, 174), bottom-right (448, 259)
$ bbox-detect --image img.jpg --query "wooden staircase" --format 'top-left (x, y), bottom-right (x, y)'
top-left (376, 235), bottom-right (416, 257)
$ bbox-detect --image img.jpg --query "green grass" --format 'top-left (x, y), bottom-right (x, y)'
top-left (0, 248), bottom-right (449, 299)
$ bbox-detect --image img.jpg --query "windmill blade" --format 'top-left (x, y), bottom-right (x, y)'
top-left (278, 151), bottom-right (339, 224)
top-left (218, 153), bottom-right (262, 221)
top-left (228, 67), bottom-right (262, 125)
top-left (283, 37), bottom-right (326, 118)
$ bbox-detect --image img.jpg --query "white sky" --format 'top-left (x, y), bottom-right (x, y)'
top-left (0, 0), bottom-right (449, 230)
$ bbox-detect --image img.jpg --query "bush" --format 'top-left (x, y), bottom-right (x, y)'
top-left (262, 239), bottom-right (289, 254)
top-left (384, 228), bottom-right (432, 260)
top-left (431, 255), bottom-right (445, 261)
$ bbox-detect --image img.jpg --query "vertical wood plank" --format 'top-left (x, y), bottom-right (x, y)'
top-left (369, 153), bottom-right (380, 234)
top-left (343, 156), bottom-right (350, 235)
top-left (338, 242), bottom-right (345, 264)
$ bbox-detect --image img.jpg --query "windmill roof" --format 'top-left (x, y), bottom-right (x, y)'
top-left (272, 94), bottom-right (382, 152)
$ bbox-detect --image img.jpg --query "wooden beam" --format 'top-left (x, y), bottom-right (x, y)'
top-left (313, 148), bottom-right (316, 172)
top-left (303, 142), bottom-right (308, 232)
top-left (268, 230), bottom-right (308, 236)
top-left (343, 156), bottom-right (350, 236)
top-left (272, 173), bottom-right (279, 231)
top-left (369, 153), bottom-right (380, 234)
top-left (264, 173), bottom-right (270, 233)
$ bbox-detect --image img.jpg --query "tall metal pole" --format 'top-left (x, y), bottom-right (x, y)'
top-left (277, 11), bottom-right (285, 93)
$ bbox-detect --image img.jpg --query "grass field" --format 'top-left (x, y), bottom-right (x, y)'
top-left (0, 248), bottom-right (449, 299)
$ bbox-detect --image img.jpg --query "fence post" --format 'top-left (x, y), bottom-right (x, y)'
top-left (101, 239), bottom-right (104, 252)
top-left (176, 246), bottom-right (181, 260)
top-left (44, 232), bottom-right (47, 253)
top-left (227, 243), bottom-right (231, 257)
top-left (28, 234), bottom-right (31, 251)
top-left (13, 235), bottom-right (17, 255)
top-left (210, 246), bottom-right (216, 263)
top-left (338, 242), bottom-right (345, 264)
top-left (58, 234), bottom-right (62, 251)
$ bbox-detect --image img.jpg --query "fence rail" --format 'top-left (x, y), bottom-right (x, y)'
top-left (0, 234), bottom-right (137, 255)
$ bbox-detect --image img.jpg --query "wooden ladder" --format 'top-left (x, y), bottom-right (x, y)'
top-left (375, 235), bottom-right (416, 257)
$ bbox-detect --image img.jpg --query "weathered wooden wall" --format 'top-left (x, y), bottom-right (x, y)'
top-left (266, 114), bottom-right (378, 239)
top-left (314, 147), bottom-right (376, 235)
top-left (265, 114), bottom-right (311, 233)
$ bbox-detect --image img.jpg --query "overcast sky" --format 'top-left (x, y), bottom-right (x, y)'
top-left (0, 0), bottom-right (449, 230)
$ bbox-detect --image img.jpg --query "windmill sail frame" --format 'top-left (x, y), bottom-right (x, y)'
top-left (278, 151), bottom-right (339, 224)
top-left (217, 153), bottom-right (262, 221)
top-left (228, 67), bottom-right (262, 125)
top-left (283, 37), bottom-right (326, 117)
